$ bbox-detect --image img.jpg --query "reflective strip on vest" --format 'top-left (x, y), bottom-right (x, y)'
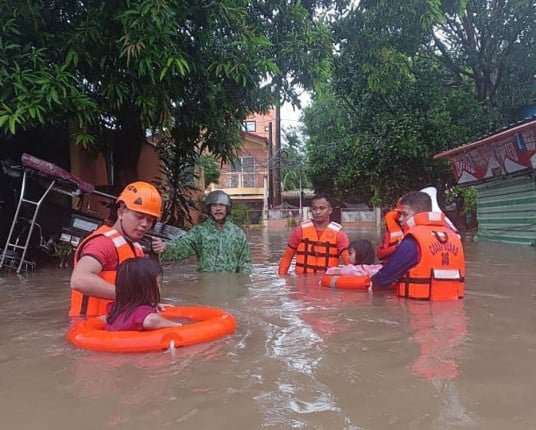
top-left (69, 226), bottom-right (145, 317)
top-left (397, 213), bottom-right (465, 300)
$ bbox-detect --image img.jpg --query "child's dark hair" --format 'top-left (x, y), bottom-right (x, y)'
top-left (106, 257), bottom-right (162, 325)
top-left (350, 239), bottom-right (376, 265)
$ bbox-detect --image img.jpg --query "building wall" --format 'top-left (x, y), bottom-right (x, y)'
top-left (217, 141), bottom-right (267, 192)
top-left (242, 110), bottom-right (276, 141)
top-left (69, 145), bottom-right (109, 187)
top-left (137, 143), bottom-right (161, 183)
top-left (69, 140), bottom-right (204, 225)
top-left (475, 175), bottom-right (536, 246)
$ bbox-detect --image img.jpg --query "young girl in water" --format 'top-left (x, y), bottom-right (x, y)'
top-left (326, 239), bottom-right (382, 276)
top-left (348, 239), bottom-right (376, 265)
top-left (105, 257), bottom-right (180, 331)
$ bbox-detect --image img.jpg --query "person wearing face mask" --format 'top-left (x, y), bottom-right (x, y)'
top-left (69, 181), bottom-right (166, 317)
top-left (161, 190), bottom-right (251, 274)
top-left (371, 191), bottom-right (465, 300)
top-left (278, 193), bottom-right (350, 275)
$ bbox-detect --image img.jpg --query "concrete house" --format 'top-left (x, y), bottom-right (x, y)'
top-left (208, 110), bottom-right (275, 224)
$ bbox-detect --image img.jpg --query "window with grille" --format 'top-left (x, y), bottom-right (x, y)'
top-left (228, 157), bottom-right (256, 187)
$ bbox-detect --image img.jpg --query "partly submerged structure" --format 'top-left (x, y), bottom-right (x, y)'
top-left (434, 117), bottom-right (536, 246)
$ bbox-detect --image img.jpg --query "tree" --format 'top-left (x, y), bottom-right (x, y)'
top-left (431, 0), bottom-right (536, 114)
top-left (199, 155), bottom-right (220, 189)
top-left (1, 0), bottom-right (333, 224)
top-left (280, 126), bottom-right (311, 191)
top-left (304, 0), bottom-right (536, 206)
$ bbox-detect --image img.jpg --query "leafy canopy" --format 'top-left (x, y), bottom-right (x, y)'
top-left (1, 0), bottom-right (334, 224)
top-left (304, 0), bottom-right (536, 206)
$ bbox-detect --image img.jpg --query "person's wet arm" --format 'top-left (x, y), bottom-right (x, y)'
top-left (160, 229), bottom-right (198, 262)
top-left (278, 246), bottom-right (295, 275)
top-left (143, 312), bottom-right (181, 329)
top-left (279, 225), bottom-right (301, 275)
top-left (371, 237), bottom-right (419, 288)
top-left (337, 230), bottom-right (351, 265)
top-left (70, 256), bottom-right (116, 299)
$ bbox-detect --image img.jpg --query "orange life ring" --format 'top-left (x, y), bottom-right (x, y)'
top-left (67, 306), bottom-right (237, 353)
top-left (320, 275), bottom-right (371, 290)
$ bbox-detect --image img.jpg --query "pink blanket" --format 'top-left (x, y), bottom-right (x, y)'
top-left (325, 264), bottom-right (383, 277)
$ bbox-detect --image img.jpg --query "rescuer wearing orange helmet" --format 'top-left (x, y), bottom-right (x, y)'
top-left (69, 181), bottom-right (166, 317)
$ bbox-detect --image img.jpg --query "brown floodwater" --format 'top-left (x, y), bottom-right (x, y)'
top-left (0, 226), bottom-right (535, 429)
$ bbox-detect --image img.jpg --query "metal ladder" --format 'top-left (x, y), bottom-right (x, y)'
top-left (0, 169), bottom-right (55, 273)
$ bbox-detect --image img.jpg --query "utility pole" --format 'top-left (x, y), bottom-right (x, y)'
top-left (266, 121), bottom-right (274, 206)
top-left (273, 104), bottom-right (282, 206)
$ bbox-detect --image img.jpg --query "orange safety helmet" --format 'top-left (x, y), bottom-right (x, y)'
top-left (116, 181), bottom-right (162, 219)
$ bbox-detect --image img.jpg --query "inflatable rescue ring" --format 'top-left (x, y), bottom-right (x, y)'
top-left (320, 275), bottom-right (371, 290)
top-left (67, 306), bottom-right (237, 353)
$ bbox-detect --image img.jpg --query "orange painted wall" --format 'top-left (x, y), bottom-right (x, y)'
top-left (245, 109), bottom-right (277, 142)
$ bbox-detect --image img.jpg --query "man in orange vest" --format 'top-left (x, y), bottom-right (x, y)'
top-left (278, 194), bottom-right (350, 275)
top-left (69, 181), bottom-right (166, 317)
top-left (371, 191), bottom-right (465, 300)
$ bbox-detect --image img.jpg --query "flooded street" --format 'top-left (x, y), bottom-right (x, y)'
top-left (0, 226), bottom-right (535, 429)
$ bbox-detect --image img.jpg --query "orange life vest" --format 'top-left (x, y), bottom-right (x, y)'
top-left (377, 210), bottom-right (404, 261)
top-left (295, 221), bottom-right (342, 274)
top-left (68, 225), bottom-right (145, 317)
top-left (397, 212), bottom-right (465, 301)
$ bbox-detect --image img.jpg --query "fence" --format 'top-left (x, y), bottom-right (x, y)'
top-left (341, 208), bottom-right (376, 224)
top-left (238, 206), bottom-right (377, 227)
top-left (267, 208), bottom-right (301, 229)
top-left (221, 172), bottom-right (265, 189)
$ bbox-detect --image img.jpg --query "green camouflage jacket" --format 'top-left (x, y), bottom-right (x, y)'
top-left (162, 217), bottom-right (252, 274)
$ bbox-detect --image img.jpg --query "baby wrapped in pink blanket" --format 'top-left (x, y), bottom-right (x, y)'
top-left (326, 264), bottom-right (382, 277)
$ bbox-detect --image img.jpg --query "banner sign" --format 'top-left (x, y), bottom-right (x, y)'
top-left (449, 124), bottom-right (536, 184)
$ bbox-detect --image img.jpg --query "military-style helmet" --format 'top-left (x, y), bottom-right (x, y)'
top-left (204, 190), bottom-right (232, 214)
top-left (116, 181), bottom-right (162, 219)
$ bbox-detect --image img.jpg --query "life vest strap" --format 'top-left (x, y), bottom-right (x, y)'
top-left (297, 239), bottom-right (339, 257)
top-left (296, 250), bottom-right (339, 257)
top-left (80, 294), bottom-right (89, 316)
top-left (295, 262), bottom-right (332, 272)
top-left (296, 228), bottom-right (340, 273)
top-left (400, 277), bottom-right (431, 284)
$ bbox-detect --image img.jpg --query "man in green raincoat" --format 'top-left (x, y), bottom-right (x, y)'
top-left (162, 190), bottom-right (251, 274)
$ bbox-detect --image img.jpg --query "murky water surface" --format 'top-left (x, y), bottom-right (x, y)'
top-left (0, 227), bottom-right (535, 429)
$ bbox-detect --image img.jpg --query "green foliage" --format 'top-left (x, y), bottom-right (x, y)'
top-left (0, 3), bottom-right (98, 135)
top-left (1, 0), bottom-right (333, 208)
top-left (229, 203), bottom-right (250, 229)
top-left (281, 126), bottom-right (311, 191)
top-left (154, 135), bottom-right (198, 228)
top-left (53, 241), bottom-right (74, 268)
top-left (445, 186), bottom-right (477, 216)
top-left (432, 0), bottom-right (536, 114)
top-left (53, 242), bottom-right (74, 258)
top-left (304, 0), bottom-right (535, 207)
top-left (199, 155), bottom-right (221, 188)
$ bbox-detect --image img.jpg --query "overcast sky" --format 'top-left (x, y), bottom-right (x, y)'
top-left (280, 92), bottom-right (311, 139)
